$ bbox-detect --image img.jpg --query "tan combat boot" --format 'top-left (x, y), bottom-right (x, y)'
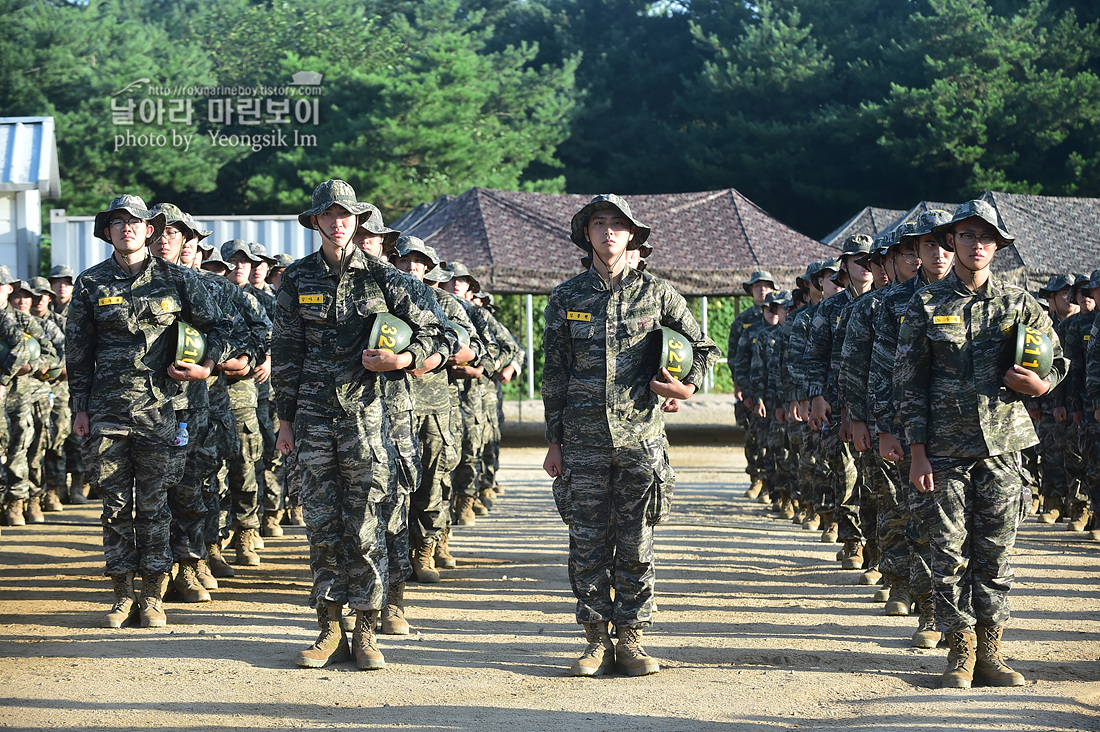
top-left (885, 580), bottom-right (913, 616)
top-left (911, 592), bottom-right (940, 649)
top-left (859, 566), bottom-right (882, 586)
top-left (974, 625), bottom-right (1025, 686)
top-left (297, 602), bottom-right (351, 668)
top-left (1067, 507), bottom-right (1090, 532)
top-left (68, 473), bottom-right (89, 505)
top-left (818, 511), bottom-right (837, 543)
top-left (779, 497), bottom-right (796, 520)
top-left (24, 495), bottom-right (45, 524)
top-left (873, 574), bottom-right (892, 603)
top-left (2, 499), bottom-right (26, 526)
top-left (615, 625), bottom-right (659, 676)
top-left (195, 558), bottom-right (219, 590)
top-left (435, 529), bottom-right (457, 569)
top-left (840, 541), bottom-right (863, 570)
top-left (412, 541), bottom-right (440, 583)
top-left (352, 610), bottom-right (386, 670)
top-left (801, 508), bottom-right (819, 531)
top-left (172, 560), bottom-right (211, 603)
top-left (42, 487), bottom-right (65, 512)
top-left (235, 528), bottom-right (261, 566)
top-left (206, 542), bottom-right (235, 578)
top-left (471, 496), bottom-right (489, 516)
top-left (570, 621), bottom-right (615, 677)
top-left (454, 495), bottom-right (477, 527)
top-left (262, 511), bottom-right (284, 538)
top-left (940, 629), bottom-right (977, 688)
top-left (288, 504), bottom-right (305, 526)
top-left (478, 488), bottom-right (495, 511)
top-left (105, 572), bottom-right (138, 628)
top-left (1037, 505), bottom-right (1060, 524)
top-left (381, 582), bottom-right (410, 635)
top-left (744, 477), bottom-right (764, 500)
top-left (139, 572), bottom-right (170, 627)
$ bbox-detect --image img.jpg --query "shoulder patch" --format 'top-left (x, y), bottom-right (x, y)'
top-left (98, 296), bottom-right (124, 306)
top-left (932, 315), bottom-right (962, 325)
top-left (276, 289), bottom-right (295, 310)
top-left (567, 311), bottom-right (591, 322)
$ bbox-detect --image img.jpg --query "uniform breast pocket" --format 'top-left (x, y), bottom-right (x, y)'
top-left (137, 295), bottom-right (181, 326)
top-left (568, 319), bottom-right (594, 340)
top-left (927, 320), bottom-right (967, 348)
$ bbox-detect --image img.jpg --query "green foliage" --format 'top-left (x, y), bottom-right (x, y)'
top-left (494, 293), bottom-right (548, 399)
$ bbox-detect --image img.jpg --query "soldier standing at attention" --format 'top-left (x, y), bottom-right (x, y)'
top-left (894, 200), bottom-right (1066, 689)
top-left (728, 270), bottom-right (774, 499)
top-left (67, 195), bottom-right (233, 628)
top-left (542, 194), bottom-right (718, 677)
top-left (272, 180), bottom-right (445, 670)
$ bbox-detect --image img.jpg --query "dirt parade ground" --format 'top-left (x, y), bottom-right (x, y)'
top-left (1, 444), bottom-right (1098, 732)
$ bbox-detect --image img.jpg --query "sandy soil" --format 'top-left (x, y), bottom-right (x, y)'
top-left (1, 445), bottom-right (1098, 731)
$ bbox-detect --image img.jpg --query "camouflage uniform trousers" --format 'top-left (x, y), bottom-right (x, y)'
top-left (1081, 420), bottom-right (1100, 519)
top-left (766, 419), bottom-right (791, 501)
top-left (857, 448), bottom-right (885, 562)
top-left (1036, 413), bottom-right (1067, 507)
top-left (1020, 444), bottom-right (1041, 505)
top-left (5, 397), bottom-right (50, 501)
top-left (1059, 418), bottom-right (1088, 517)
top-left (562, 437), bottom-right (670, 628)
top-left (815, 421), bottom-right (856, 529)
top-left (294, 409), bottom-right (393, 610)
top-left (168, 408), bottom-right (217, 561)
top-left (438, 395), bottom-right (463, 523)
top-left (789, 422), bottom-right (817, 510)
top-left (478, 380), bottom-right (504, 494)
top-left (451, 391), bottom-right (485, 500)
top-left (411, 411), bottom-right (456, 546)
top-left (227, 404), bottom-right (262, 530)
top-left (873, 452), bottom-right (911, 580)
top-left (908, 452), bottom-right (1026, 632)
top-left (86, 430), bottom-right (187, 576)
top-left (256, 395), bottom-right (282, 516)
top-left (751, 411), bottom-right (773, 492)
top-left (43, 380), bottom-right (72, 493)
top-left (898, 452), bottom-right (934, 596)
top-left (735, 400), bottom-right (760, 481)
top-left (385, 409), bottom-right (418, 583)
top-left (203, 412), bottom-right (239, 545)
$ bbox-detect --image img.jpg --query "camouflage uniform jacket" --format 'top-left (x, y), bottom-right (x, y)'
top-left (542, 267), bottom-right (719, 448)
top-left (737, 319), bottom-right (770, 403)
top-left (248, 283), bottom-right (278, 403)
top-left (785, 302), bottom-right (819, 403)
top-left (379, 266), bottom-right (458, 417)
top-left (66, 255), bottom-right (232, 438)
top-left (480, 306), bottom-right (521, 375)
top-left (838, 288), bottom-right (886, 427)
top-left (726, 305), bottom-right (762, 387)
top-left (453, 296), bottom-right (501, 420)
top-left (775, 317), bottom-right (796, 407)
top-left (414, 287), bottom-right (484, 415)
top-left (272, 248), bottom-right (446, 423)
top-left (1065, 309), bottom-right (1098, 412)
top-left (7, 310), bottom-right (61, 410)
top-left (0, 308), bottom-right (32, 387)
top-left (804, 290), bottom-right (852, 404)
top-left (893, 270), bottom-right (1066, 458)
top-left (870, 274), bottom-right (927, 436)
top-left (749, 322), bottom-right (782, 412)
top-left (221, 280), bottom-right (271, 412)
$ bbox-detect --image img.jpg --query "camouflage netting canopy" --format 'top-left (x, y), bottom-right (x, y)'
top-left (392, 187), bottom-right (838, 296)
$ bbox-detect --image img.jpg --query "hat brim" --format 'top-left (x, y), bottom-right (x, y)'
top-left (569, 201), bottom-right (651, 252)
top-left (932, 214), bottom-right (1015, 251)
top-left (298, 200), bottom-right (376, 231)
top-left (93, 207), bottom-right (167, 245)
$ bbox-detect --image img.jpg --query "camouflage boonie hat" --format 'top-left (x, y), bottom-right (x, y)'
top-left (0, 265), bottom-right (14, 286)
top-left (932, 199), bottom-right (1015, 249)
top-left (446, 261), bottom-right (481, 292)
top-left (796, 261), bottom-right (820, 289)
top-left (815, 258), bottom-right (841, 279)
top-left (395, 235), bottom-right (439, 266)
top-left (1086, 269), bottom-right (1100, 290)
top-left (1039, 274), bottom-right (1074, 296)
top-left (569, 194), bottom-right (651, 252)
top-left (197, 240), bottom-right (214, 253)
top-left (358, 208), bottom-right (401, 249)
top-left (912, 209), bottom-right (952, 238)
top-left (742, 269), bottom-right (776, 294)
top-left (764, 289), bottom-right (791, 307)
top-left (298, 179), bottom-right (376, 230)
top-left (185, 213), bottom-right (213, 241)
top-left (425, 263), bottom-right (452, 283)
top-left (49, 264), bottom-right (76, 282)
top-left (10, 279), bottom-right (35, 296)
top-left (477, 292), bottom-right (497, 312)
top-left (150, 203), bottom-right (192, 236)
top-left (250, 242), bottom-right (278, 265)
top-left (1071, 272), bottom-right (1091, 291)
top-left (841, 234), bottom-right (875, 257)
top-left (200, 247), bottom-right (236, 272)
top-left (29, 276), bottom-right (54, 298)
top-left (221, 239), bottom-right (263, 264)
top-left (93, 194), bottom-right (166, 244)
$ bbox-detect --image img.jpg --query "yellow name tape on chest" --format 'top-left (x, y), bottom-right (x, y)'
top-left (299, 294), bottom-right (323, 304)
top-left (1086, 335), bottom-right (1091, 342)
top-left (933, 315), bottom-right (962, 325)
top-left (98, 296), bottom-right (124, 306)
top-left (567, 311), bottom-right (591, 322)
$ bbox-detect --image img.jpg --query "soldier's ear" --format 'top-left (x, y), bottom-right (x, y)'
top-left (628, 225), bottom-right (635, 242)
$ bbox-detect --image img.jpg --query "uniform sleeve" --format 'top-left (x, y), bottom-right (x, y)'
top-left (541, 289), bottom-right (572, 444)
top-left (1024, 295), bottom-right (1067, 395)
top-left (178, 266), bottom-right (234, 366)
top-left (233, 287), bottom-right (272, 364)
top-left (894, 294), bottom-right (932, 447)
top-left (659, 282), bottom-right (719, 388)
top-left (870, 298), bottom-right (901, 433)
top-left (65, 276), bottom-right (96, 413)
top-left (804, 302), bottom-right (833, 400)
top-left (839, 301), bottom-right (873, 422)
top-left (271, 267), bottom-right (304, 423)
top-left (786, 314), bottom-right (809, 402)
top-left (465, 301), bottom-right (502, 375)
top-left (1086, 317), bottom-right (1100, 407)
top-left (0, 313), bottom-right (30, 386)
top-left (381, 266), bottom-right (447, 371)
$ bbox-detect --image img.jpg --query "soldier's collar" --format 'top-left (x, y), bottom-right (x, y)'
top-left (945, 269), bottom-right (1001, 299)
top-left (585, 264), bottom-right (639, 292)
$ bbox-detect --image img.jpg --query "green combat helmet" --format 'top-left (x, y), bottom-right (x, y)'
top-left (368, 313), bottom-right (413, 354)
top-left (174, 321), bottom-right (207, 364)
top-left (1014, 324), bottom-right (1054, 379)
top-left (655, 327), bottom-right (693, 382)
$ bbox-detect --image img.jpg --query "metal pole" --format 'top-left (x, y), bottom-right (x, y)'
top-left (526, 293), bottom-right (535, 401)
top-left (700, 296), bottom-right (709, 393)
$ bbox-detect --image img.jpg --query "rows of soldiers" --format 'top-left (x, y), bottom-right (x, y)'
top-left (0, 185), bottom-right (523, 671)
top-left (728, 199), bottom-right (1072, 689)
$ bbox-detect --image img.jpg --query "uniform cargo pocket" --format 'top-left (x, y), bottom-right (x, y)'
top-left (645, 456), bottom-right (676, 526)
top-left (552, 467), bottom-right (573, 526)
